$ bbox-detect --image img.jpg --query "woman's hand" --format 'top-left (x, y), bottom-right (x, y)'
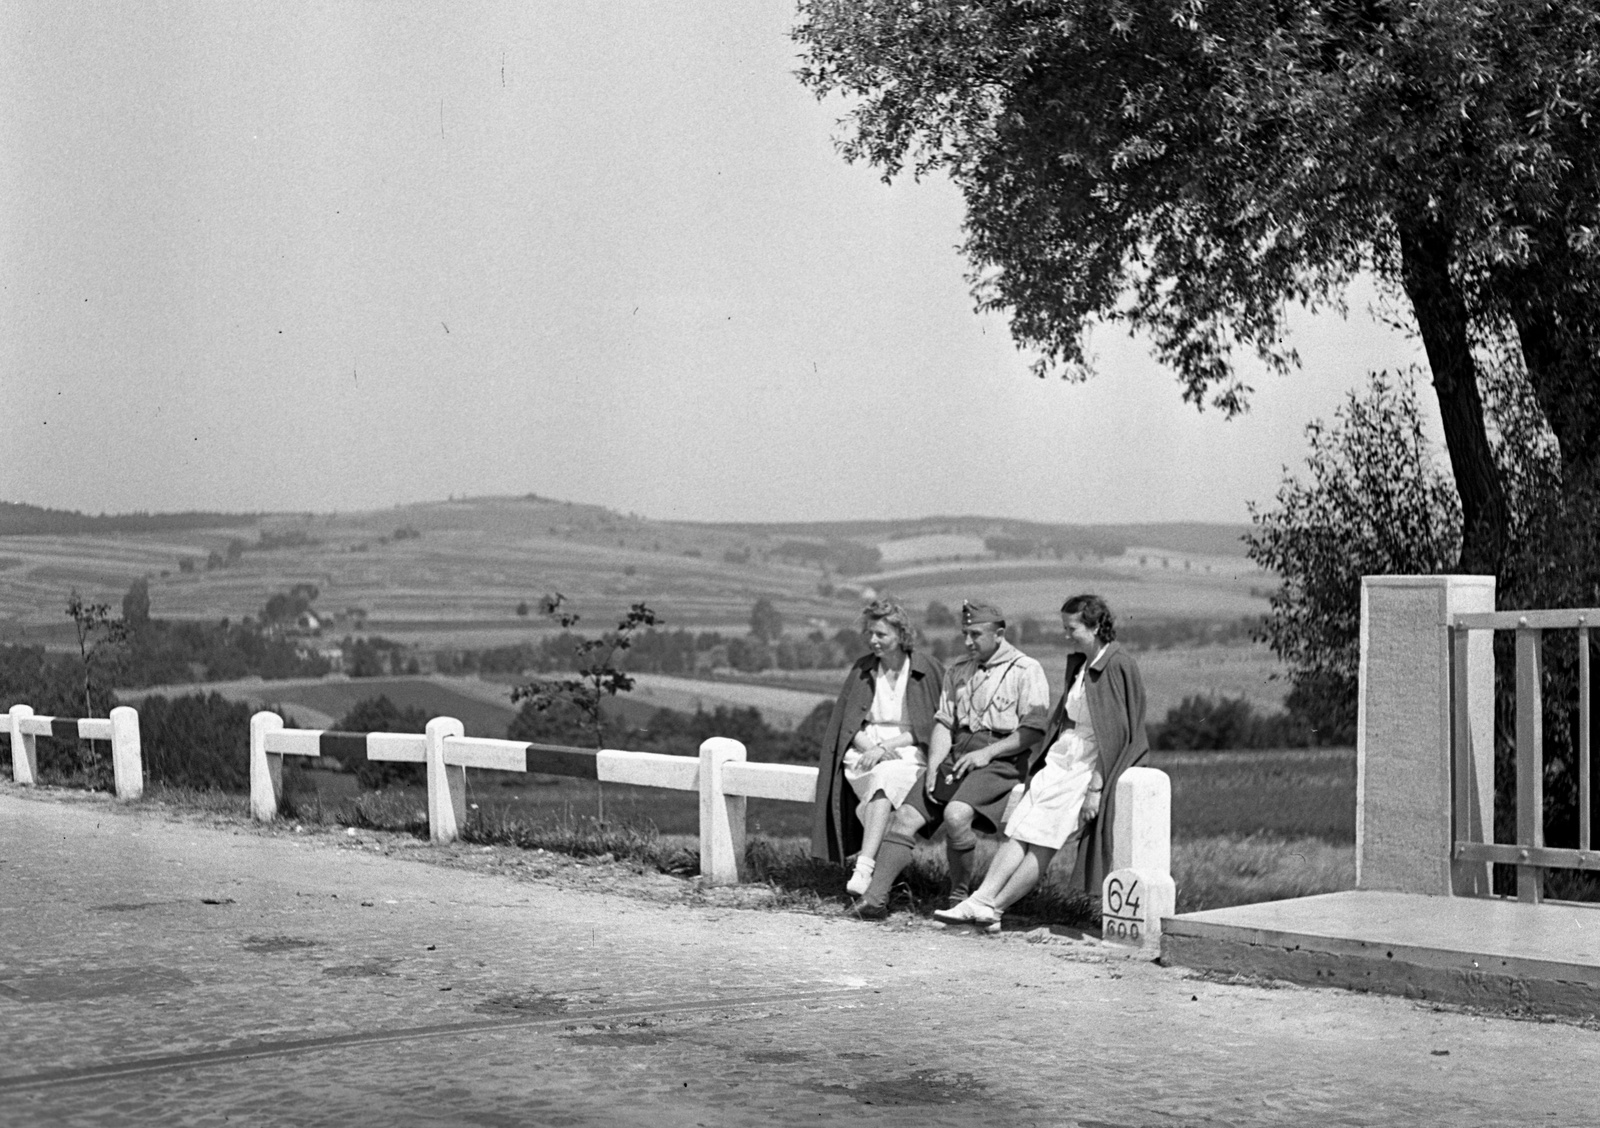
top-left (857, 743), bottom-right (889, 770)
top-left (1079, 787), bottom-right (1102, 826)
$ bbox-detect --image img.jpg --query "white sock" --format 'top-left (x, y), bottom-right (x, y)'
top-left (846, 857), bottom-right (875, 894)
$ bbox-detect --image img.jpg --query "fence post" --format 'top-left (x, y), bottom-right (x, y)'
top-left (1102, 766), bottom-right (1176, 950)
top-left (426, 716), bottom-right (466, 844)
top-left (1357, 574), bottom-right (1496, 895)
top-left (698, 737), bottom-right (747, 885)
top-left (108, 705), bottom-right (143, 800)
top-left (8, 704), bottom-right (37, 786)
top-left (250, 711), bottom-right (284, 821)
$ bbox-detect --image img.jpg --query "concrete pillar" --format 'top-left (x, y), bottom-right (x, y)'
top-left (109, 705), bottom-right (142, 800)
top-left (1357, 574), bottom-right (1496, 896)
top-left (250, 711), bottom-right (284, 821)
top-left (1112, 766), bottom-right (1171, 875)
top-left (1102, 766), bottom-right (1176, 950)
top-left (9, 704), bottom-right (37, 786)
top-left (698, 737), bottom-right (747, 885)
top-left (426, 716), bottom-right (466, 844)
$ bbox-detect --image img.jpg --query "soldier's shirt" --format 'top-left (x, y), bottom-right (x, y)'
top-left (935, 637), bottom-right (1051, 736)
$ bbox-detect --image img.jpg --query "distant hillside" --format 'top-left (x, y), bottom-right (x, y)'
top-left (0, 501), bottom-right (260, 537)
top-left (1080, 523), bottom-right (1250, 558)
top-left (698, 515), bottom-right (1250, 560)
top-left (0, 493), bottom-right (1267, 639)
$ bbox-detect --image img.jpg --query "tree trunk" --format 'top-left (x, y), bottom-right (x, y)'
top-left (1398, 220), bottom-right (1508, 575)
top-left (1512, 302), bottom-right (1600, 488)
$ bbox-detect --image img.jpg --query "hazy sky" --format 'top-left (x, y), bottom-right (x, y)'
top-left (2, 2), bottom-right (1431, 526)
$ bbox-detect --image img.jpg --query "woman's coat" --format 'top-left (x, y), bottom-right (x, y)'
top-left (809, 649), bottom-right (944, 863)
top-left (1028, 641), bottom-right (1150, 896)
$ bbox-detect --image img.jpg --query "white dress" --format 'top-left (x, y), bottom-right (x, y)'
top-left (841, 659), bottom-right (925, 821)
top-left (1005, 658), bottom-right (1104, 850)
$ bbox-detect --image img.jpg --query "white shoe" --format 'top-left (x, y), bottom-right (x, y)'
top-left (933, 898), bottom-right (1000, 927)
top-left (845, 858), bottom-right (875, 897)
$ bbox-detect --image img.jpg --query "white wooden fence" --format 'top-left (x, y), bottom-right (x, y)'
top-left (6, 704), bottom-right (143, 799)
top-left (4, 698), bottom-right (1173, 901)
top-left (249, 710), bottom-right (1175, 900)
top-left (250, 710), bottom-right (814, 884)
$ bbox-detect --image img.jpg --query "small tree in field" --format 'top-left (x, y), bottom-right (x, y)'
top-left (513, 594), bottom-right (661, 747)
top-left (65, 589), bottom-right (128, 719)
top-left (513, 594), bottom-right (660, 824)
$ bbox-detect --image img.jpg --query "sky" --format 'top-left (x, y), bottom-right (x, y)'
top-left (1, 1), bottom-right (1433, 527)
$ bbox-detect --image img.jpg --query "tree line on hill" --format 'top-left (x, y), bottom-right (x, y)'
top-left (0, 501), bottom-right (260, 536)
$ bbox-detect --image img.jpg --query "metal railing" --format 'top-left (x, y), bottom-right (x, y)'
top-left (1450, 608), bottom-right (1597, 902)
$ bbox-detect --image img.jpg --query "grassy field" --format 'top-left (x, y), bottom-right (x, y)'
top-left (119, 675), bottom-right (525, 736)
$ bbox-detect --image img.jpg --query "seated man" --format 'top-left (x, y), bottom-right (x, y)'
top-left (850, 600), bottom-right (1050, 919)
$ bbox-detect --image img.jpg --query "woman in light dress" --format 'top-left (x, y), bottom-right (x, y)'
top-left (935, 593), bottom-right (1148, 931)
top-left (810, 599), bottom-right (944, 896)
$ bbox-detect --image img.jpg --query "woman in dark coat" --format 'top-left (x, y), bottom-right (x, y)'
top-left (810, 599), bottom-right (943, 894)
top-left (935, 593), bottom-right (1148, 929)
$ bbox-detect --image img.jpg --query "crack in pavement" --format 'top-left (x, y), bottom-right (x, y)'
top-left (0, 986), bottom-right (869, 1092)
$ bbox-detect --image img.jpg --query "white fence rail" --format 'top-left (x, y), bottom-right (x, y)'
top-left (6, 704), bottom-right (143, 799)
top-left (250, 710), bottom-right (808, 884)
top-left (4, 699), bottom-right (1173, 898)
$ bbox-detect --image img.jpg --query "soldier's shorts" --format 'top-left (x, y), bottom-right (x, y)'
top-left (904, 729), bottom-right (1026, 836)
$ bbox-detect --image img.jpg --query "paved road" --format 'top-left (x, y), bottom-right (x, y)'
top-left (0, 788), bottom-right (1594, 1127)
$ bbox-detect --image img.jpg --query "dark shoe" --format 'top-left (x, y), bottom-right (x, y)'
top-left (944, 890), bottom-right (970, 911)
top-left (848, 900), bottom-right (888, 921)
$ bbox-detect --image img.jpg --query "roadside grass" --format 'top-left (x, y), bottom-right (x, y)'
top-left (140, 782), bottom-right (252, 818)
top-left (1155, 749), bottom-right (1356, 843)
top-left (1172, 834), bottom-right (1354, 913)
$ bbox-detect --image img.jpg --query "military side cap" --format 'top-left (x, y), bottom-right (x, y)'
top-left (961, 600), bottom-right (1004, 626)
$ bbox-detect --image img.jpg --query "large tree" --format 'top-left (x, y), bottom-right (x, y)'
top-left (795, 0), bottom-right (1600, 572)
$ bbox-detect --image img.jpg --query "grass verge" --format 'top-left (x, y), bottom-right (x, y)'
top-left (120, 777), bottom-right (1356, 925)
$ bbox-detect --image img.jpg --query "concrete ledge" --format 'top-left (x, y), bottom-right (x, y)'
top-left (1162, 890), bottom-right (1600, 1018)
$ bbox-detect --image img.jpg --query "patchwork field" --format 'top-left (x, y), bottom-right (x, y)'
top-left (0, 496), bottom-right (1270, 645)
top-left (6, 495), bottom-right (1289, 727)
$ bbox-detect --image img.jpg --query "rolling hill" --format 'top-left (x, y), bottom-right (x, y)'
top-left (0, 495), bottom-right (1270, 651)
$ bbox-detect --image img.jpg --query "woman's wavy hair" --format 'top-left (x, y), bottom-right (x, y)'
top-left (859, 598), bottom-right (915, 652)
top-left (1061, 593), bottom-right (1116, 643)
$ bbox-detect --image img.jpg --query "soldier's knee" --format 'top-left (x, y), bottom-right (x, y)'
top-left (944, 802), bottom-right (974, 832)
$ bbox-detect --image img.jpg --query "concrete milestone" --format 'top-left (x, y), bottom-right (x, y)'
top-left (0, 786), bottom-right (1594, 1127)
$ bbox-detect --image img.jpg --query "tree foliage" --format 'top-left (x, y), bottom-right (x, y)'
top-left (139, 692), bottom-right (254, 792)
top-left (749, 597), bottom-right (785, 643)
top-left (336, 695), bottom-right (431, 789)
top-left (65, 589), bottom-right (128, 719)
top-left (794, 0), bottom-right (1600, 570)
top-left (512, 595), bottom-right (660, 748)
top-left (1246, 370), bottom-right (1462, 717)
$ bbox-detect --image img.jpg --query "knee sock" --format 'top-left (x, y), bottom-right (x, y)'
top-left (860, 832), bottom-right (915, 908)
top-left (945, 827), bottom-right (977, 901)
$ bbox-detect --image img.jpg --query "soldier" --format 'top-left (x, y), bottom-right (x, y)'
top-left (850, 600), bottom-right (1051, 919)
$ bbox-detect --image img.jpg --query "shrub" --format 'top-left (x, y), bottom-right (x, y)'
top-left (1149, 694), bottom-right (1314, 750)
top-left (337, 695), bottom-right (430, 789)
top-left (139, 692), bottom-right (253, 791)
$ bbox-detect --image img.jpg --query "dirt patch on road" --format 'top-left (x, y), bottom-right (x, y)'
top-left (819, 1068), bottom-right (989, 1107)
